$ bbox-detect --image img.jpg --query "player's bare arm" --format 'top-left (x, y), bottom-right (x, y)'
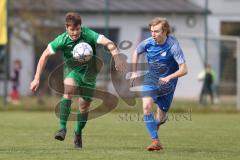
top-left (130, 50), bottom-right (139, 86)
top-left (159, 63), bottom-right (188, 84)
top-left (29, 46), bottom-right (52, 92)
top-left (98, 35), bottom-right (126, 72)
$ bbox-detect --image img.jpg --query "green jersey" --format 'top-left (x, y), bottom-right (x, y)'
top-left (48, 27), bottom-right (101, 101)
top-left (48, 26), bottom-right (100, 68)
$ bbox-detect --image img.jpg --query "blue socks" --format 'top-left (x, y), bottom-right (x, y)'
top-left (144, 113), bottom-right (158, 140)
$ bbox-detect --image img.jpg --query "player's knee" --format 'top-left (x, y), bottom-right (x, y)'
top-left (63, 86), bottom-right (76, 99)
top-left (143, 104), bottom-right (152, 114)
top-left (79, 104), bottom-right (89, 113)
top-left (79, 98), bottom-right (90, 112)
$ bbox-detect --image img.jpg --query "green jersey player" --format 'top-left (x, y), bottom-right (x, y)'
top-left (30, 12), bottom-right (125, 148)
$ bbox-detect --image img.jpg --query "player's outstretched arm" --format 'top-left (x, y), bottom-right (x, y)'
top-left (29, 46), bottom-right (52, 92)
top-left (98, 35), bottom-right (126, 72)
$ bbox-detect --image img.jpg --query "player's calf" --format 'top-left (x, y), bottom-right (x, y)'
top-left (156, 115), bottom-right (168, 130)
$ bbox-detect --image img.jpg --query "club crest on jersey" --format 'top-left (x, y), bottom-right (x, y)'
top-left (161, 51), bottom-right (167, 57)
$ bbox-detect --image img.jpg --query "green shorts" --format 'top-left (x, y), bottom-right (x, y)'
top-left (64, 66), bottom-right (97, 102)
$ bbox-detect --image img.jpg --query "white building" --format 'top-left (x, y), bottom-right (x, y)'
top-left (2, 0), bottom-right (211, 99)
top-left (190, 0), bottom-right (240, 96)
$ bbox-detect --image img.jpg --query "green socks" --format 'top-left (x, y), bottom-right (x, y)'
top-left (59, 97), bottom-right (72, 130)
top-left (75, 110), bottom-right (88, 135)
top-left (59, 97), bottom-right (88, 135)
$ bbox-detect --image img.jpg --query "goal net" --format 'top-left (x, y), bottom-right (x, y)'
top-left (176, 33), bottom-right (240, 109)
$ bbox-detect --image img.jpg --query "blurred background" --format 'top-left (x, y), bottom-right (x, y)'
top-left (0, 0), bottom-right (240, 110)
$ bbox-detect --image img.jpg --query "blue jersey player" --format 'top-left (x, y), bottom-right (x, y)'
top-left (131, 17), bottom-right (188, 151)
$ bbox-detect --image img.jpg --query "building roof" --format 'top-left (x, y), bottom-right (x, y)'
top-left (11, 0), bottom-right (206, 14)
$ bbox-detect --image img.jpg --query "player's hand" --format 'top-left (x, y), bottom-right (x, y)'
top-left (30, 79), bottom-right (40, 92)
top-left (130, 72), bottom-right (138, 87)
top-left (159, 76), bottom-right (171, 84)
top-left (114, 55), bottom-right (127, 72)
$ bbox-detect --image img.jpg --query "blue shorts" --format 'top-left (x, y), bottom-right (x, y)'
top-left (142, 71), bottom-right (178, 112)
top-left (154, 92), bottom-right (174, 112)
top-left (142, 85), bottom-right (176, 112)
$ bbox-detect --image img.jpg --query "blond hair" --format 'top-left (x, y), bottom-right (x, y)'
top-left (149, 17), bottom-right (171, 35)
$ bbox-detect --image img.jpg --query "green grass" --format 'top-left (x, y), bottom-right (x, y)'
top-left (0, 96), bottom-right (239, 113)
top-left (0, 111), bottom-right (240, 160)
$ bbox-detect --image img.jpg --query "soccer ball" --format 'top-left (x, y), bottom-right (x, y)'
top-left (72, 42), bottom-right (93, 62)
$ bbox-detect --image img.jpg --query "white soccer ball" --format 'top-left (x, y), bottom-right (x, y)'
top-left (72, 42), bottom-right (93, 62)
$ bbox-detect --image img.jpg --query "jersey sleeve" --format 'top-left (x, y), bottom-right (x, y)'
top-left (136, 40), bottom-right (147, 55)
top-left (83, 27), bottom-right (100, 44)
top-left (171, 41), bottom-right (186, 65)
top-left (48, 34), bottom-right (65, 54)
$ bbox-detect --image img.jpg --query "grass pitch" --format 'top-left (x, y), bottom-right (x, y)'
top-left (0, 110), bottom-right (240, 160)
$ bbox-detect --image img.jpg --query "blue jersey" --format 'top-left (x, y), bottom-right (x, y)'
top-left (136, 35), bottom-right (186, 112)
top-left (136, 35), bottom-right (186, 96)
